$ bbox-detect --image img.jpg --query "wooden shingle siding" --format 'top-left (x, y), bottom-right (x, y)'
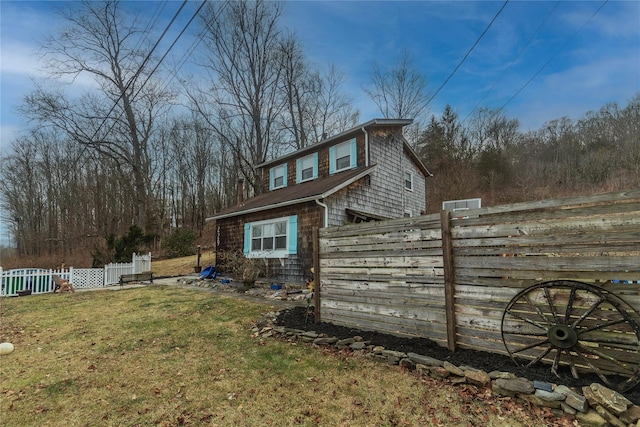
top-left (215, 202), bottom-right (322, 282)
top-left (318, 191), bottom-right (640, 372)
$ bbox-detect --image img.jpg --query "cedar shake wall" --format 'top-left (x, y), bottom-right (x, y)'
top-left (215, 202), bottom-right (322, 283)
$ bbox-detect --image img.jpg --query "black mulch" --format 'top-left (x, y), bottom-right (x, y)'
top-left (275, 306), bottom-right (639, 405)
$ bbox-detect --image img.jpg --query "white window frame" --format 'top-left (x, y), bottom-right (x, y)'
top-left (270, 164), bottom-right (287, 190)
top-left (404, 171), bottom-right (414, 191)
top-left (297, 153), bottom-right (317, 183)
top-left (244, 216), bottom-right (297, 259)
top-left (334, 141), bottom-right (351, 172)
top-left (404, 209), bottom-right (412, 218)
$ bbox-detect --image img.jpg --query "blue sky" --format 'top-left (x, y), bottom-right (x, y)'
top-left (1, 0), bottom-right (639, 246)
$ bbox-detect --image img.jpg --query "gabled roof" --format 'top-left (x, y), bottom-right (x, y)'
top-left (206, 165), bottom-right (377, 221)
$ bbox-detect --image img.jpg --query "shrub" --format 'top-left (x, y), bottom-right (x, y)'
top-left (163, 228), bottom-right (197, 258)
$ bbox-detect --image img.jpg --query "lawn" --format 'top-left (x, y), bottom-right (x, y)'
top-left (0, 286), bottom-right (554, 426)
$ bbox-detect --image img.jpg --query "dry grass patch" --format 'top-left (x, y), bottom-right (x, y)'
top-left (1, 287), bottom-right (554, 426)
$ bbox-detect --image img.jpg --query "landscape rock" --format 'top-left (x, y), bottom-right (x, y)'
top-left (533, 380), bottom-right (553, 392)
top-left (535, 389), bottom-right (565, 402)
top-left (556, 385), bottom-right (588, 413)
top-left (518, 392), bottom-right (562, 409)
top-left (494, 377), bottom-right (535, 394)
top-left (407, 352), bottom-right (442, 367)
top-left (619, 405), bottom-right (640, 424)
top-left (585, 383), bottom-right (633, 415)
top-left (464, 369), bottom-right (491, 387)
top-left (444, 361), bottom-right (465, 377)
top-left (575, 409), bottom-right (608, 427)
top-left (594, 405), bottom-right (627, 427)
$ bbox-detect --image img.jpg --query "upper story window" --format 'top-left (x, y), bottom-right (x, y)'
top-left (329, 138), bottom-right (357, 174)
top-left (296, 153), bottom-right (318, 183)
top-left (404, 171), bottom-right (414, 191)
top-left (269, 164), bottom-right (287, 190)
top-left (243, 215), bottom-right (298, 258)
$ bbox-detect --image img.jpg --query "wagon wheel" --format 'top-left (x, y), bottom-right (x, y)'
top-left (501, 280), bottom-right (640, 392)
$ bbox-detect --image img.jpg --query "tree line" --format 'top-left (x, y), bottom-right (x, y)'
top-left (1, 0), bottom-right (638, 265)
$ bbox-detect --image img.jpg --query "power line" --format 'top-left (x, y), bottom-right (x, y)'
top-left (463, 1), bottom-right (561, 123)
top-left (494, 0), bottom-right (609, 116)
top-left (426, 0), bottom-right (509, 108)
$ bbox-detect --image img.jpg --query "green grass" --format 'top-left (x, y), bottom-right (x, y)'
top-left (0, 286), bottom-right (555, 426)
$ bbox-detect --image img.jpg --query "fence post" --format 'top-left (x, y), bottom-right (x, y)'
top-left (441, 209), bottom-right (457, 352)
top-left (313, 227), bottom-right (321, 323)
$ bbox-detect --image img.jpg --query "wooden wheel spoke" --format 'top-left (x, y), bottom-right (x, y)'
top-left (544, 286), bottom-right (560, 324)
top-left (511, 338), bottom-right (550, 355)
top-left (525, 345), bottom-right (552, 367)
top-left (577, 318), bottom-right (626, 335)
top-left (570, 296), bottom-right (605, 329)
top-left (505, 309), bottom-right (548, 331)
top-left (523, 293), bottom-right (554, 327)
top-left (575, 343), bottom-right (634, 372)
top-left (564, 287), bottom-right (577, 325)
top-left (551, 349), bottom-right (562, 378)
top-left (573, 346), bottom-right (614, 386)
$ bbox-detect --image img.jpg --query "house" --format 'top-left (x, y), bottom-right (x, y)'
top-left (206, 118), bottom-right (431, 283)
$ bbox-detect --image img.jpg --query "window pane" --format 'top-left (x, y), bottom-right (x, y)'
top-left (404, 172), bottom-right (412, 190)
top-left (302, 167), bottom-right (313, 180)
top-left (263, 237), bottom-right (274, 250)
top-left (336, 155), bottom-right (350, 170)
top-left (252, 238), bottom-right (261, 250)
top-left (274, 176), bottom-right (283, 187)
top-left (275, 236), bottom-right (287, 249)
top-left (252, 225), bottom-right (262, 238)
top-left (275, 221), bottom-right (286, 235)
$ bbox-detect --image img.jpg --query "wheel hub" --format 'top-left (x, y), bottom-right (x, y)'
top-left (548, 324), bottom-right (578, 349)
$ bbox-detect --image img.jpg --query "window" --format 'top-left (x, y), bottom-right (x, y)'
top-left (329, 138), bottom-right (356, 174)
top-left (296, 153), bottom-right (318, 183)
top-left (404, 171), bottom-right (414, 191)
top-left (244, 216), bottom-right (298, 258)
top-left (404, 210), bottom-right (412, 218)
top-left (269, 164), bottom-right (287, 190)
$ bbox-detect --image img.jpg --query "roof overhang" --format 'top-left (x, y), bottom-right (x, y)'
top-left (206, 165), bottom-right (378, 222)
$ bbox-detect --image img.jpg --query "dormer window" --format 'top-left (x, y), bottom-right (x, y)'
top-left (296, 153), bottom-right (318, 183)
top-left (329, 138), bottom-right (357, 174)
top-left (269, 164), bottom-right (287, 190)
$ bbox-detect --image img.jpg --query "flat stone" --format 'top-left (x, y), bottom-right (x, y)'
top-left (620, 405), bottom-right (640, 424)
top-left (494, 377), bottom-right (535, 394)
top-left (534, 389), bottom-right (565, 402)
top-left (560, 402), bottom-right (577, 415)
top-left (555, 385), bottom-right (588, 413)
top-left (491, 380), bottom-right (516, 398)
top-left (533, 380), bottom-right (553, 392)
top-left (587, 383), bottom-right (633, 415)
top-left (464, 369), bottom-right (491, 387)
top-left (443, 361), bottom-right (464, 377)
top-left (313, 337), bottom-right (338, 345)
top-left (489, 370), bottom-right (516, 380)
top-left (518, 393), bottom-right (561, 409)
top-left (372, 346), bottom-right (385, 354)
top-left (429, 366), bottom-right (450, 379)
top-left (381, 350), bottom-right (407, 359)
top-left (407, 353), bottom-right (442, 367)
top-left (349, 342), bottom-right (367, 350)
top-left (450, 376), bottom-right (466, 385)
top-left (575, 409), bottom-right (608, 427)
top-left (595, 405), bottom-right (627, 427)
top-left (302, 331), bottom-right (319, 338)
top-left (335, 338), bottom-right (355, 347)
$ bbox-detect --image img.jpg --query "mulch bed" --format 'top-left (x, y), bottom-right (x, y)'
top-left (276, 306), bottom-right (640, 405)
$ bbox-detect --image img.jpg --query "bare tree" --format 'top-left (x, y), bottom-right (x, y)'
top-left (364, 50), bottom-right (429, 144)
top-left (22, 0), bottom-right (174, 232)
top-left (191, 0), bottom-right (287, 194)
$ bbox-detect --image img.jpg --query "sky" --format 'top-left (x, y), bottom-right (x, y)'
top-left (0, 0), bottom-right (639, 247)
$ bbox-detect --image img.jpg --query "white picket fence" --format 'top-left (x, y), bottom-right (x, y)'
top-left (0, 253), bottom-right (152, 297)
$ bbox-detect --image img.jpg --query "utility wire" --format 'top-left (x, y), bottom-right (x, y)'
top-left (426, 0), bottom-right (509, 107)
top-left (463, 1), bottom-right (560, 123)
top-left (495, 0), bottom-right (609, 115)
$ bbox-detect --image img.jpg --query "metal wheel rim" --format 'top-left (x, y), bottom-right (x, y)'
top-left (501, 280), bottom-right (640, 392)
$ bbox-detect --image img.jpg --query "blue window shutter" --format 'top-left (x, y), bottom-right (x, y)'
top-left (283, 163), bottom-right (288, 186)
top-left (350, 138), bottom-right (357, 168)
top-left (288, 215), bottom-right (298, 254)
top-left (329, 146), bottom-right (335, 175)
top-left (243, 223), bottom-right (251, 254)
top-left (296, 158), bottom-right (301, 183)
top-left (313, 152), bottom-right (319, 179)
top-left (269, 168), bottom-right (274, 190)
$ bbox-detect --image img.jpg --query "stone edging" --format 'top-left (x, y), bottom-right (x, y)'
top-left (252, 314), bottom-right (640, 427)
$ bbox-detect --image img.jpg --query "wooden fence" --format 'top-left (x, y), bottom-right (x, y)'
top-left (316, 190), bottom-right (640, 376)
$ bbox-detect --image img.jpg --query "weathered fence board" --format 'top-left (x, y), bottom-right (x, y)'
top-left (317, 190), bottom-right (640, 378)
